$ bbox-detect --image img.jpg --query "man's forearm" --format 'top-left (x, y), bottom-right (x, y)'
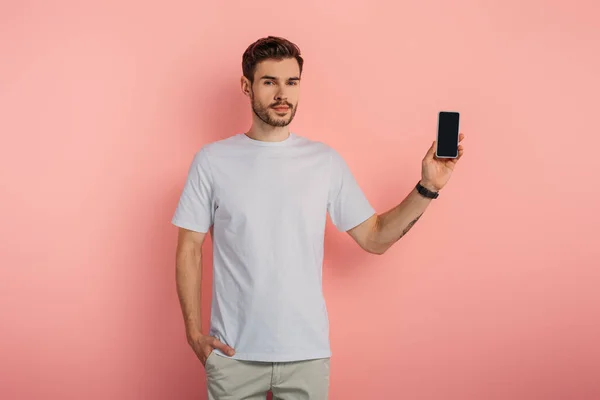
top-left (372, 182), bottom-right (433, 253)
top-left (175, 248), bottom-right (203, 339)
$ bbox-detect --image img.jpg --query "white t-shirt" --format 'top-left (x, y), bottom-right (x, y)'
top-left (171, 132), bottom-right (375, 362)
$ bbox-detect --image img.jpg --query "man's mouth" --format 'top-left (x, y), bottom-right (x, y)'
top-left (272, 104), bottom-right (290, 111)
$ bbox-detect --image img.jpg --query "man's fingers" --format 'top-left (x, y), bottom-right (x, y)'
top-left (211, 337), bottom-right (235, 356)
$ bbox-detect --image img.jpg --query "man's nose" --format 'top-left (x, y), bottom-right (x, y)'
top-left (275, 90), bottom-right (287, 102)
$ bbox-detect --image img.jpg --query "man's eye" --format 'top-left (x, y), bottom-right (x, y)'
top-left (264, 81), bottom-right (274, 85)
top-left (288, 81), bottom-right (298, 85)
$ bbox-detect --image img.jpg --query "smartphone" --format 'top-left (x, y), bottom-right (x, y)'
top-left (436, 111), bottom-right (460, 158)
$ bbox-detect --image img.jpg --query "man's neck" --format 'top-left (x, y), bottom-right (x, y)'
top-left (245, 122), bottom-right (290, 143)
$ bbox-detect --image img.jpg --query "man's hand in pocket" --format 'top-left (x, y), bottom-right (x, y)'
top-left (187, 332), bottom-right (236, 366)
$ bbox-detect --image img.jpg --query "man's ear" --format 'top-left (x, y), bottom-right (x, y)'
top-left (241, 76), bottom-right (251, 97)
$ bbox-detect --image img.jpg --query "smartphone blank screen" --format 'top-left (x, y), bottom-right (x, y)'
top-left (437, 112), bottom-right (460, 158)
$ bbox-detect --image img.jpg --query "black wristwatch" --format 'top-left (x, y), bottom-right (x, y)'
top-left (416, 181), bottom-right (439, 199)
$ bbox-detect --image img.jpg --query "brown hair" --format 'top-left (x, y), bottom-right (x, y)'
top-left (242, 36), bottom-right (304, 83)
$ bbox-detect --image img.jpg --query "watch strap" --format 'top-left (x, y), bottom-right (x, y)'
top-left (416, 181), bottom-right (439, 199)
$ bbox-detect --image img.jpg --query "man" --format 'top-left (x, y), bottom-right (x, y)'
top-left (172, 36), bottom-right (464, 400)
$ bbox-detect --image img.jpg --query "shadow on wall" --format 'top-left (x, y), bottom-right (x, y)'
top-left (195, 71), bottom-right (249, 142)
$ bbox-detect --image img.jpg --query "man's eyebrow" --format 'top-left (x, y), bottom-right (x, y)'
top-left (259, 75), bottom-right (301, 81)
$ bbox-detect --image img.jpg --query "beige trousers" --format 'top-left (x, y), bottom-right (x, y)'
top-left (205, 352), bottom-right (330, 400)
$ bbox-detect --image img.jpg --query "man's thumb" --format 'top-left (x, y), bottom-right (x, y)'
top-left (426, 141), bottom-right (436, 160)
top-left (213, 338), bottom-right (235, 355)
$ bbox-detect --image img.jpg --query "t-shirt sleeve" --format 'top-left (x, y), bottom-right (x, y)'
top-left (327, 148), bottom-right (376, 232)
top-left (171, 147), bottom-right (215, 233)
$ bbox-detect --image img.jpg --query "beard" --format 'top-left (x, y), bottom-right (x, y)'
top-left (250, 91), bottom-right (297, 127)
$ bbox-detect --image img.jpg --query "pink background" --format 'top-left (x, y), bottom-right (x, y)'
top-left (1, 1), bottom-right (599, 399)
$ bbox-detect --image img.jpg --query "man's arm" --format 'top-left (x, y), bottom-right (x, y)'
top-left (175, 227), bottom-right (235, 364)
top-left (347, 181), bottom-right (433, 255)
top-left (175, 227), bottom-right (207, 341)
top-left (347, 133), bottom-right (465, 255)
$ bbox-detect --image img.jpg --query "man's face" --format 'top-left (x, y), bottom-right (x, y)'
top-left (246, 58), bottom-right (300, 127)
